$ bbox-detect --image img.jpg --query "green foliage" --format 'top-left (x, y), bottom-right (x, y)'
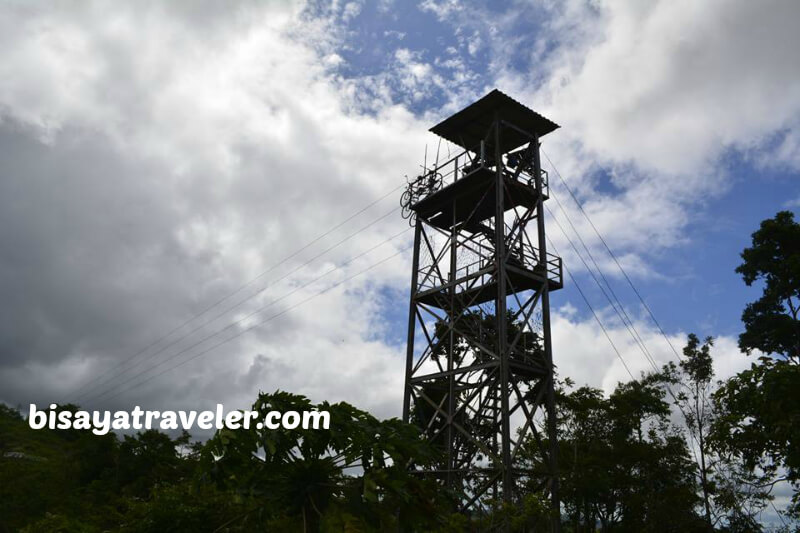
top-left (712, 357), bottom-right (800, 516)
top-left (735, 210), bottom-right (800, 361)
top-left (20, 513), bottom-right (102, 533)
top-left (119, 482), bottom-right (241, 533)
top-left (669, 334), bottom-right (771, 530)
top-left (681, 333), bottom-right (714, 385)
top-left (551, 373), bottom-right (703, 531)
top-left (709, 210), bottom-right (800, 521)
top-left (431, 309), bottom-right (544, 368)
top-left (0, 403), bottom-right (124, 532)
top-left (0, 406), bottom-right (199, 533)
top-left (7, 211), bottom-right (800, 531)
top-left (487, 492), bottom-right (552, 531)
top-left (0, 394), bottom-right (458, 532)
top-left (118, 429), bottom-right (190, 497)
top-left (8, 207), bottom-right (800, 533)
top-left (202, 390), bottom-right (454, 531)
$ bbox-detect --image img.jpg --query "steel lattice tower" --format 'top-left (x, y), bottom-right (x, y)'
top-left (401, 90), bottom-right (562, 529)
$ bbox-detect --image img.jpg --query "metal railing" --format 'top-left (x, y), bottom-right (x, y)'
top-left (417, 239), bottom-right (562, 293)
top-left (400, 146), bottom-right (549, 224)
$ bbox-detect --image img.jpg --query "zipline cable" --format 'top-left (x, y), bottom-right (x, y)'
top-left (84, 228), bottom-right (411, 404)
top-left (546, 236), bottom-right (635, 380)
top-left (543, 175), bottom-right (700, 458)
top-left (66, 182), bottom-right (404, 401)
top-left (545, 200), bottom-right (663, 375)
top-left (541, 148), bottom-right (683, 362)
top-left (74, 205), bottom-right (402, 401)
top-left (95, 245), bottom-right (412, 404)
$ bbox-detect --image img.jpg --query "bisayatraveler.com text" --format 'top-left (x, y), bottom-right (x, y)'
top-left (28, 403), bottom-right (330, 435)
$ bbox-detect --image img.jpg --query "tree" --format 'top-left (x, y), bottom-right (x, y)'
top-left (676, 334), bottom-right (715, 526)
top-left (670, 334), bottom-right (770, 531)
top-left (118, 429), bottom-right (191, 497)
top-left (536, 373), bottom-right (702, 532)
top-left (201, 391), bottom-right (455, 531)
top-left (735, 210), bottom-right (800, 362)
top-left (711, 211), bottom-right (800, 520)
top-left (712, 358), bottom-right (800, 519)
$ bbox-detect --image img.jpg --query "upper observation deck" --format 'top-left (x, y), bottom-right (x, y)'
top-left (410, 161), bottom-right (546, 231)
top-left (406, 90), bottom-right (560, 231)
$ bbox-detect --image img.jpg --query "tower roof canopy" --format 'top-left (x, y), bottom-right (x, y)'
top-left (429, 89), bottom-right (559, 154)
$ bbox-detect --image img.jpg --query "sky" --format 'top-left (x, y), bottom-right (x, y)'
top-left (1, 0), bottom-right (799, 508)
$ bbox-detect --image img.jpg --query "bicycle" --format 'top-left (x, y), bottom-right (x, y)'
top-left (400, 171), bottom-right (443, 224)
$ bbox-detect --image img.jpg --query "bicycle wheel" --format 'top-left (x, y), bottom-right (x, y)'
top-left (400, 189), bottom-right (412, 208)
top-left (434, 172), bottom-right (443, 191)
top-left (401, 202), bottom-right (412, 220)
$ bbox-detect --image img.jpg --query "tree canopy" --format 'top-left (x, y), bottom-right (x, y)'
top-left (3, 210), bottom-right (800, 531)
top-left (711, 210), bottom-right (800, 521)
top-left (735, 210), bottom-right (800, 362)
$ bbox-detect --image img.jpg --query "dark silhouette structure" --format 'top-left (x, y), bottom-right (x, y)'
top-left (401, 90), bottom-right (562, 528)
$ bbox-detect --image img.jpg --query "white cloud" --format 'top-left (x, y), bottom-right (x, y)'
top-left (342, 1), bottom-right (363, 22)
top-left (383, 30), bottom-right (406, 40)
top-left (0, 0), bottom-right (791, 429)
top-left (418, 0), bottom-right (462, 20)
top-left (481, 0), bottom-right (800, 276)
top-left (769, 129), bottom-right (800, 171)
top-left (552, 304), bottom-right (752, 395)
top-left (530, 0), bottom-right (800, 175)
top-left (466, 29), bottom-right (481, 56)
top-left (0, 2), bottom-right (426, 417)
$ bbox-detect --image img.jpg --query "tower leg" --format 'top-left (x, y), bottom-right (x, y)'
top-left (533, 134), bottom-right (561, 532)
top-left (403, 220), bottom-right (422, 423)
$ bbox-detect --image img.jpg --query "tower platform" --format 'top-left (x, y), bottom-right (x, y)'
top-left (411, 166), bottom-right (544, 230)
top-left (416, 259), bottom-right (563, 309)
